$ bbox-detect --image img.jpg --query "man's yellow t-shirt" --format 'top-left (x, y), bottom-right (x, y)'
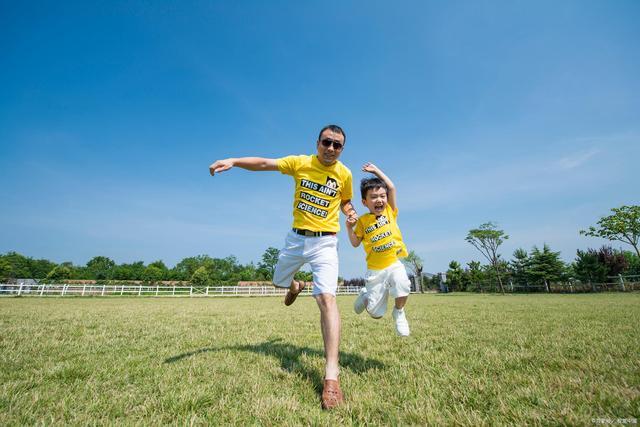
top-left (354, 204), bottom-right (408, 270)
top-left (277, 154), bottom-right (353, 233)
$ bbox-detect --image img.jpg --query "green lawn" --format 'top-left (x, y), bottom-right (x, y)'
top-left (1, 294), bottom-right (638, 425)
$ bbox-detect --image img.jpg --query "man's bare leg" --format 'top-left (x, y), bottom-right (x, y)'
top-left (315, 293), bottom-right (340, 380)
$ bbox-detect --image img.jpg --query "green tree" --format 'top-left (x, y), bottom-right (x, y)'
top-left (258, 247), bottom-right (280, 280)
top-left (148, 260), bottom-right (168, 271)
top-left (528, 244), bottom-right (566, 291)
top-left (29, 258), bottom-right (58, 279)
top-left (294, 270), bottom-right (313, 282)
top-left (173, 255), bottom-right (214, 280)
top-left (510, 248), bottom-right (530, 289)
top-left (0, 258), bottom-right (11, 280)
top-left (142, 265), bottom-right (164, 284)
top-left (622, 251), bottom-right (640, 275)
top-left (112, 261), bottom-right (146, 281)
top-left (60, 262), bottom-right (83, 280)
top-left (209, 256), bottom-right (241, 284)
top-left (46, 265), bottom-right (72, 282)
top-left (466, 261), bottom-right (485, 292)
top-left (190, 266), bottom-right (212, 287)
top-left (466, 222), bottom-right (509, 293)
top-left (427, 274), bottom-right (441, 290)
top-left (402, 251), bottom-right (424, 293)
top-left (573, 249), bottom-right (607, 284)
top-left (146, 260), bottom-right (169, 281)
top-left (580, 205), bottom-right (640, 257)
top-left (446, 261), bottom-right (466, 291)
top-left (86, 256), bottom-right (116, 280)
top-left (1, 252), bottom-right (32, 278)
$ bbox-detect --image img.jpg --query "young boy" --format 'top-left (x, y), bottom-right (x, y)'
top-left (346, 162), bottom-right (412, 336)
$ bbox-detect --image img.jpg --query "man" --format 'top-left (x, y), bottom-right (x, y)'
top-left (209, 124), bottom-right (357, 409)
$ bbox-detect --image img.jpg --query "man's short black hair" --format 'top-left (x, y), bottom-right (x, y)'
top-left (360, 177), bottom-right (387, 199)
top-left (318, 124), bottom-right (346, 143)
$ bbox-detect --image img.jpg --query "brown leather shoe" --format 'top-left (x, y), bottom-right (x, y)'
top-left (284, 281), bottom-right (306, 306)
top-left (321, 379), bottom-right (344, 410)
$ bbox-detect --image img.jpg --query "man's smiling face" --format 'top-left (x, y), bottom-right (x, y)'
top-left (316, 129), bottom-right (345, 166)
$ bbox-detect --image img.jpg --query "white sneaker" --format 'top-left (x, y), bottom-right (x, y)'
top-left (392, 308), bottom-right (410, 336)
top-left (354, 287), bottom-right (367, 314)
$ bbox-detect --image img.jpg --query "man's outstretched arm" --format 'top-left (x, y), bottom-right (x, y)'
top-left (209, 157), bottom-right (278, 175)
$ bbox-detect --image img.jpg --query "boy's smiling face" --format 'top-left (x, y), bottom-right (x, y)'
top-left (362, 186), bottom-right (387, 215)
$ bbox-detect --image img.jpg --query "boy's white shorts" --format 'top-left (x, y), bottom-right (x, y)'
top-left (273, 230), bottom-right (339, 296)
top-left (364, 260), bottom-right (411, 318)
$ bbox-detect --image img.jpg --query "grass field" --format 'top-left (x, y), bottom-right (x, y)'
top-left (1, 293), bottom-right (639, 425)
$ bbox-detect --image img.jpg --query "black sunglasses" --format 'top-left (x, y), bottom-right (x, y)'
top-left (320, 138), bottom-right (344, 150)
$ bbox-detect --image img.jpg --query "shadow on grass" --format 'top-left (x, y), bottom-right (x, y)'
top-left (164, 338), bottom-right (386, 395)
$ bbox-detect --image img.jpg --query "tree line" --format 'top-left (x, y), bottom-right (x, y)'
top-left (443, 243), bottom-right (640, 292)
top-left (2, 205), bottom-right (638, 289)
top-left (0, 250), bottom-right (312, 286)
top-left (443, 205), bottom-right (640, 292)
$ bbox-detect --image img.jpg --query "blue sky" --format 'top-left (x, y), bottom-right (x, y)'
top-left (1, 1), bottom-right (639, 278)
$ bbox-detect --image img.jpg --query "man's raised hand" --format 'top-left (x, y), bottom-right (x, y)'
top-left (209, 159), bottom-right (234, 176)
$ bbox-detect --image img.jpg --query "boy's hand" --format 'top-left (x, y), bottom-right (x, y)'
top-left (362, 162), bottom-right (380, 174)
top-left (346, 215), bottom-right (357, 229)
top-left (209, 159), bottom-right (234, 176)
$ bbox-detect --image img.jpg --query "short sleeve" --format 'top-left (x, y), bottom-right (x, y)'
top-left (276, 155), bottom-right (303, 176)
top-left (389, 205), bottom-right (398, 219)
top-left (354, 217), bottom-right (364, 239)
top-left (341, 169), bottom-right (353, 201)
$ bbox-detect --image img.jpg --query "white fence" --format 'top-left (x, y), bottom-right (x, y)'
top-left (0, 283), bottom-right (364, 298)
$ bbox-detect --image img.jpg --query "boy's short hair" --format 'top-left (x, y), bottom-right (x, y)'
top-left (360, 177), bottom-right (387, 199)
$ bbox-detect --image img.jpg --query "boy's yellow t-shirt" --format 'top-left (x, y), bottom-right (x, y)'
top-left (276, 154), bottom-right (353, 233)
top-left (354, 204), bottom-right (408, 270)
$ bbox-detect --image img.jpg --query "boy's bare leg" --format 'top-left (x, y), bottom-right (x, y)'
top-left (394, 296), bottom-right (408, 310)
top-left (315, 293), bottom-right (340, 380)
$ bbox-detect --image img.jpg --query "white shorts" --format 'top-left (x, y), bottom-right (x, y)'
top-left (273, 230), bottom-right (339, 296)
top-left (364, 260), bottom-right (411, 319)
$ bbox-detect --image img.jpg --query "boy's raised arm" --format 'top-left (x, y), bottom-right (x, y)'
top-left (209, 157), bottom-right (278, 175)
top-left (362, 162), bottom-right (397, 211)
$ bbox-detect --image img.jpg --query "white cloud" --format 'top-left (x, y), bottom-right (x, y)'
top-left (555, 148), bottom-right (600, 170)
top-left (398, 146), bottom-right (612, 212)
